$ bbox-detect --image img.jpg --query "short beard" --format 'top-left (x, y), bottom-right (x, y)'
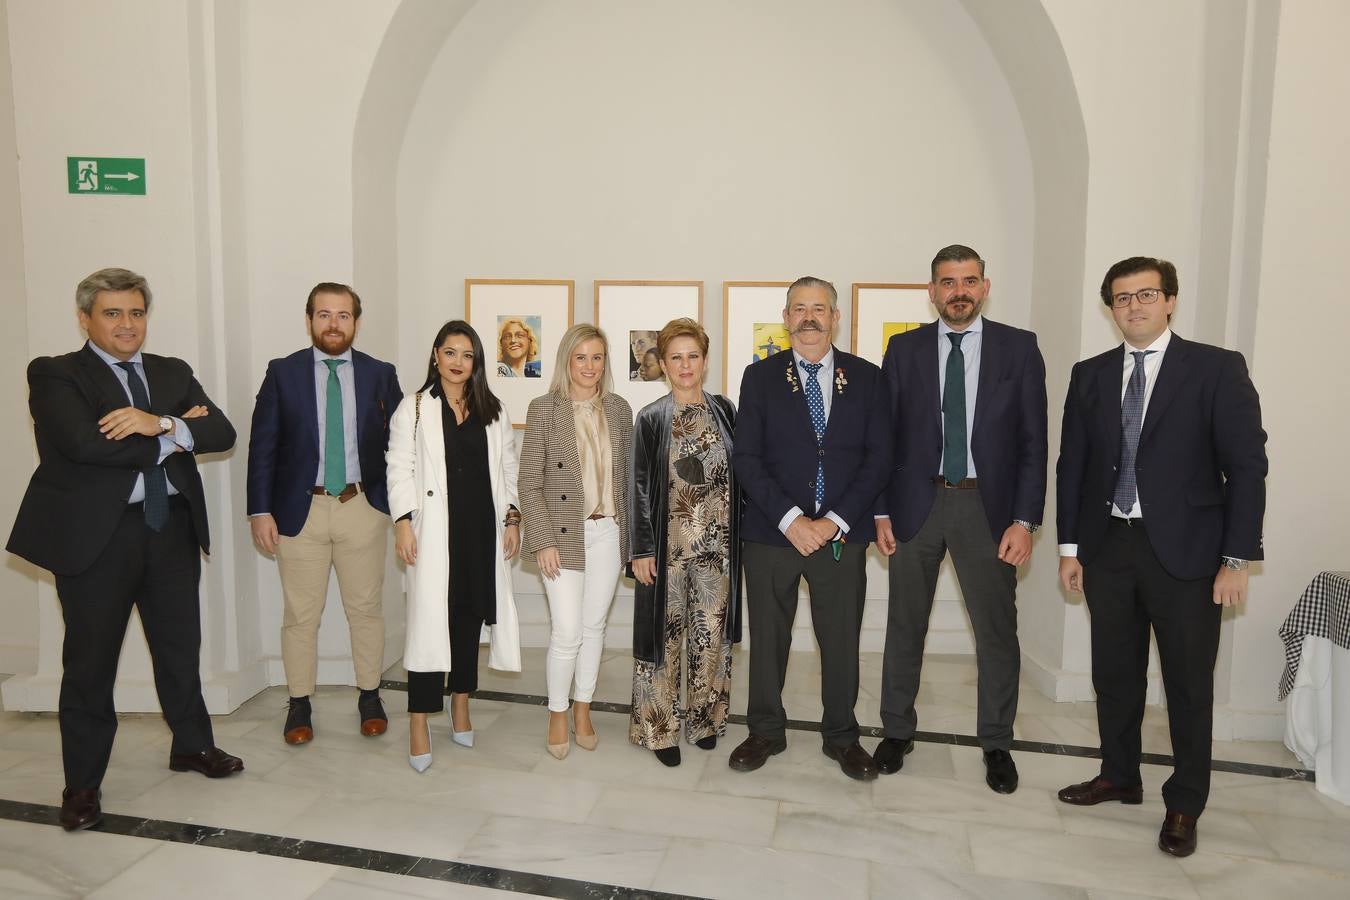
top-left (940, 297), bottom-right (982, 328)
top-left (314, 331), bottom-right (354, 355)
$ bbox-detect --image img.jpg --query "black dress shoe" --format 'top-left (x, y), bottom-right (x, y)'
top-left (873, 737), bottom-right (915, 774)
top-left (695, 735), bottom-right (717, 751)
top-left (284, 695), bottom-right (313, 745)
top-left (728, 734), bottom-right (786, 772)
top-left (358, 689), bottom-right (388, 737)
top-left (983, 749), bottom-right (1019, 794)
top-left (1057, 775), bottom-right (1144, 806)
top-left (1158, 811), bottom-right (1198, 857)
top-left (823, 741), bottom-right (879, 781)
top-left (169, 746), bottom-right (245, 778)
top-left (59, 788), bottom-right (102, 831)
top-left (654, 746), bottom-right (682, 767)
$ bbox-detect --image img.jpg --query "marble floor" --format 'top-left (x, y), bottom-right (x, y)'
top-left (2, 649), bottom-right (1348, 899)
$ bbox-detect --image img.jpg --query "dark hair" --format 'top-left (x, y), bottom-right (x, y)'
top-left (1099, 257), bottom-right (1179, 306)
top-left (930, 244), bottom-right (986, 280)
top-left (306, 282), bottom-right (363, 318)
top-left (419, 320), bottom-right (503, 424)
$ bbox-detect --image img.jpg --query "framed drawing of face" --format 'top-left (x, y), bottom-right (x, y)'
top-left (594, 281), bottom-right (703, 418)
top-left (465, 278), bottom-right (574, 427)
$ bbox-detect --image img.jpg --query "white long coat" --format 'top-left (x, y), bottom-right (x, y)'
top-left (386, 390), bottom-right (522, 673)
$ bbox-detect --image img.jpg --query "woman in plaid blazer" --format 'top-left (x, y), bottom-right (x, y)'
top-left (518, 324), bottom-right (632, 759)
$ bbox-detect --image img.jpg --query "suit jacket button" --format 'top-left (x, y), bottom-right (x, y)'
top-left (560, 527), bottom-right (567, 533)
top-left (427, 490), bottom-right (434, 496)
top-left (557, 462), bottom-right (563, 468)
top-left (561, 494), bottom-right (567, 500)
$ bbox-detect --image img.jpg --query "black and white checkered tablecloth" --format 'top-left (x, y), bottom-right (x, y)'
top-left (1279, 571), bottom-right (1350, 700)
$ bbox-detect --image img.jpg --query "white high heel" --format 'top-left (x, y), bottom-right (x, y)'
top-left (447, 708), bottom-right (474, 748)
top-left (408, 719), bottom-right (433, 773)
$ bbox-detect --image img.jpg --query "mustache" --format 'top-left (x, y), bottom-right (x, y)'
top-left (947, 295), bottom-right (974, 305)
top-left (791, 320), bottom-right (826, 334)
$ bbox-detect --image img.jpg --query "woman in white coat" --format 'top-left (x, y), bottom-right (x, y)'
top-left (386, 320), bottom-right (522, 772)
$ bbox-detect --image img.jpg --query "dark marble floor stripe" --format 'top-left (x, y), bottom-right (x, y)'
top-left (0, 798), bottom-right (703, 900)
top-left (380, 679), bottom-right (1314, 783)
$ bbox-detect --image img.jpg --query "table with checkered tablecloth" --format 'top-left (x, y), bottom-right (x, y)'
top-left (1281, 571), bottom-right (1350, 805)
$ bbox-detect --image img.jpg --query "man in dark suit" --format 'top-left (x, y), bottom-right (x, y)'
top-left (247, 283), bottom-right (403, 744)
top-left (873, 244), bottom-right (1047, 794)
top-left (1056, 256), bottom-right (1266, 857)
top-left (7, 268), bottom-right (243, 832)
top-left (730, 276), bottom-right (892, 780)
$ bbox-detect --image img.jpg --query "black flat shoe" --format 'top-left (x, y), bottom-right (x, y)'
top-left (695, 735), bottom-right (717, 751)
top-left (654, 747), bottom-right (682, 767)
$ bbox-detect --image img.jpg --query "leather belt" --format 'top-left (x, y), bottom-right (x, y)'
top-left (1110, 515), bottom-right (1144, 528)
top-left (933, 476), bottom-right (978, 489)
top-left (587, 513), bottom-right (609, 521)
top-left (312, 482), bottom-right (364, 503)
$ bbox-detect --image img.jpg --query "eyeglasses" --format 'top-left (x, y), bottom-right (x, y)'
top-left (1111, 288), bottom-right (1165, 308)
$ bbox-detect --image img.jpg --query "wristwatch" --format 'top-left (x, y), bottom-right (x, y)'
top-left (157, 416), bottom-right (173, 435)
top-left (1221, 557), bottom-right (1249, 571)
top-left (1014, 519), bottom-right (1040, 534)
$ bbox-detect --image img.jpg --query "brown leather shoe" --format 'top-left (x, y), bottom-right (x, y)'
top-left (58, 788), bottom-right (102, 831)
top-left (284, 695), bottom-right (313, 745)
top-left (1057, 775), bottom-right (1144, 806)
top-left (358, 689), bottom-right (388, 737)
top-left (1158, 811), bottom-right (1198, 857)
top-left (823, 740), bottom-right (879, 781)
top-left (728, 734), bottom-right (786, 772)
top-left (169, 746), bottom-right (245, 778)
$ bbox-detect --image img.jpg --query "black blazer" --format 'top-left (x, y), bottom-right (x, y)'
top-left (246, 347), bottom-right (403, 536)
top-left (1056, 334), bottom-right (1267, 580)
top-left (628, 392), bottom-right (743, 665)
top-left (7, 345), bottom-right (236, 577)
top-left (880, 319), bottom-right (1048, 544)
top-left (733, 347), bottom-right (891, 546)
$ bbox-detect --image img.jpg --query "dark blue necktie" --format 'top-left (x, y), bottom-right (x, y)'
top-left (116, 362), bottom-right (169, 531)
top-left (801, 361), bottom-right (826, 510)
top-left (1112, 350), bottom-right (1155, 515)
top-left (942, 333), bottom-right (967, 484)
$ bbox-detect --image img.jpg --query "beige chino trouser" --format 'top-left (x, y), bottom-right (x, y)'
top-left (276, 492), bottom-right (388, 697)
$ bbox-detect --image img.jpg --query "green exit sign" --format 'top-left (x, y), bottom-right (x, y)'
top-left (67, 156), bottom-right (146, 195)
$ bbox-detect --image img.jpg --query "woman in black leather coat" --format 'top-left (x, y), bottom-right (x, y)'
top-left (627, 318), bottom-right (743, 766)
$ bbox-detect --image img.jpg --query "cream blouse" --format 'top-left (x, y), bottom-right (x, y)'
top-left (573, 393), bottom-right (615, 518)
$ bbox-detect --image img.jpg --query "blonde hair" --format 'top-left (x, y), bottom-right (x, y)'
top-left (549, 323), bottom-right (613, 398)
top-left (498, 317), bottom-right (540, 362)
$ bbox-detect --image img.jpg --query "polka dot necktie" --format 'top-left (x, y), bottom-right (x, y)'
top-left (1112, 350), bottom-right (1155, 515)
top-left (801, 360), bottom-right (826, 510)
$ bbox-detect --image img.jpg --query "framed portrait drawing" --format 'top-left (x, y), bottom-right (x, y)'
top-left (722, 281), bottom-right (792, 404)
top-left (850, 282), bottom-right (934, 366)
top-left (465, 279), bottom-right (574, 428)
top-left (594, 281), bottom-right (703, 418)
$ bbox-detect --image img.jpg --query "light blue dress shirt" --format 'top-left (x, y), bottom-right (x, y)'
top-left (937, 316), bottom-right (982, 480)
top-left (312, 347), bottom-right (363, 487)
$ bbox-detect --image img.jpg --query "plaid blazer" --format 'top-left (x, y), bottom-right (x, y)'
top-left (518, 390), bottom-right (632, 572)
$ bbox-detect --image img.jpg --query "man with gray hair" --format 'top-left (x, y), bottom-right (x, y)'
top-left (8, 268), bottom-right (243, 832)
top-left (730, 276), bottom-right (892, 780)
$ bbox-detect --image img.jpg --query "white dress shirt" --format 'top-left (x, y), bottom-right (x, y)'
top-left (776, 347), bottom-right (851, 536)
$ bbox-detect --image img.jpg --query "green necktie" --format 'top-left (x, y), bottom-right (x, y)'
top-left (942, 332), bottom-right (967, 484)
top-left (323, 358), bottom-right (348, 496)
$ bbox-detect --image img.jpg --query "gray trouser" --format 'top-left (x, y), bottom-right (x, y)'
top-left (879, 487), bottom-right (1019, 749)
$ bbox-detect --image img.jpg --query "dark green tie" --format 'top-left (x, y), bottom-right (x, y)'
top-left (942, 332), bottom-right (967, 484)
top-left (323, 359), bottom-right (348, 496)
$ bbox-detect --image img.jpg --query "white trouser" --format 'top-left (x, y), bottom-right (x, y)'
top-left (543, 517), bottom-right (621, 712)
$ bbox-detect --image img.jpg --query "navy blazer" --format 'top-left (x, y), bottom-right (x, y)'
top-left (733, 347), bottom-right (891, 546)
top-left (246, 347), bottom-right (403, 536)
top-left (1056, 334), bottom-right (1266, 580)
top-left (880, 318), bottom-right (1048, 544)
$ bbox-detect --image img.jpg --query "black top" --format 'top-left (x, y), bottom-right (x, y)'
top-left (436, 386), bottom-right (497, 623)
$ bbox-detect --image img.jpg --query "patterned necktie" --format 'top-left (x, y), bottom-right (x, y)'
top-left (1113, 350), bottom-right (1155, 515)
top-left (115, 362), bottom-right (168, 531)
top-left (323, 359), bottom-right (348, 496)
top-left (801, 360), bottom-right (826, 510)
top-left (941, 332), bottom-right (967, 484)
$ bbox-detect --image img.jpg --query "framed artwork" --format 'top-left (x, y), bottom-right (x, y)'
top-left (722, 281), bottom-right (792, 404)
top-left (465, 279), bottom-right (574, 428)
top-left (850, 282), bottom-right (934, 366)
top-left (594, 281), bottom-right (703, 418)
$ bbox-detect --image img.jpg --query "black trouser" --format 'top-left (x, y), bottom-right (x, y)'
top-left (54, 497), bottom-right (213, 790)
top-left (407, 601), bottom-right (485, 713)
top-left (743, 540), bottom-right (867, 748)
top-left (879, 487), bottom-right (1020, 750)
top-left (1083, 518), bottom-right (1221, 818)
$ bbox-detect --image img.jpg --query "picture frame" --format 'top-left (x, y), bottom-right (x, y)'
top-left (850, 282), bottom-right (934, 366)
top-left (594, 280), bottom-right (703, 419)
top-left (465, 278), bottom-right (575, 428)
top-left (722, 281), bottom-right (793, 405)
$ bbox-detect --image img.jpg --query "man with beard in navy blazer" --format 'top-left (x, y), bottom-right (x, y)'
top-left (873, 244), bottom-right (1047, 795)
top-left (730, 276), bottom-right (892, 780)
top-left (1056, 256), bottom-right (1266, 858)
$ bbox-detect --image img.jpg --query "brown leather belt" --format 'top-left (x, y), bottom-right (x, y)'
top-left (933, 476), bottom-right (978, 489)
top-left (587, 513), bottom-right (609, 520)
top-left (312, 482), bottom-right (364, 503)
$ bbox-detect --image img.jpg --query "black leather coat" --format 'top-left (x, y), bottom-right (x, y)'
top-left (627, 392), bottom-right (743, 665)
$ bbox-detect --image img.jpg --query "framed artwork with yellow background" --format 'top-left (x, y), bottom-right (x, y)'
top-left (850, 282), bottom-right (934, 366)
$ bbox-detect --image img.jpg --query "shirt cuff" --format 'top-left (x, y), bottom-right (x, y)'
top-left (778, 506), bottom-right (805, 535)
top-left (824, 511), bottom-right (849, 535)
top-left (874, 514), bottom-right (889, 520)
top-left (1058, 544), bottom-right (1078, 557)
top-left (1221, 556), bottom-right (1248, 565)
